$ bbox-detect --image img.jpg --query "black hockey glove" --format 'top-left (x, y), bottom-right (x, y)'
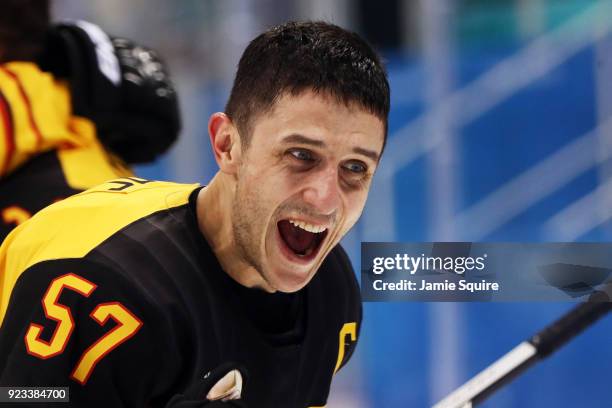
top-left (38, 20), bottom-right (180, 163)
top-left (165, 362), bottom-right (248, 408)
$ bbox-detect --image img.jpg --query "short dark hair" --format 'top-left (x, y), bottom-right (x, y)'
top-left (225, 21), bottom-right (390, 151)
top-left (0, 0), bottom-right (50, 62)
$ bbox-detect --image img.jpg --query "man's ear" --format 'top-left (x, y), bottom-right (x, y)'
top-left (208, 112), bottom-right (242, 175)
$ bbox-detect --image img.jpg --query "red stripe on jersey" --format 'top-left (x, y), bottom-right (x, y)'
top-left (0, 67), bottom-right (44, 150)
top-left (0, 90), bottom-right (14, 176)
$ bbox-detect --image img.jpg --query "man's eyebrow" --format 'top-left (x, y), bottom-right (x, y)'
top-left (282, 134), bottom-right (380, 162)
top-left (281, 134), bottom-right (325, 147)
top-left (353, 147), bottom-right (380, 162)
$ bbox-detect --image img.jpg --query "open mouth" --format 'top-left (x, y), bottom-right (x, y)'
top-left (277, 219), bottom-right (328, 261)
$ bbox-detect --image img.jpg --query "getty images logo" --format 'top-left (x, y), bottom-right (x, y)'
top-left (371, 253), bottom-right (488, 275)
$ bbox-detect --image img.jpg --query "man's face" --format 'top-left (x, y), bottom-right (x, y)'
top-left (231, 90), bottom-right (385, 292)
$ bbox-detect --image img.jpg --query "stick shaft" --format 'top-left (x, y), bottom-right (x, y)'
top-left (433, 302), bottom-right (611, 408)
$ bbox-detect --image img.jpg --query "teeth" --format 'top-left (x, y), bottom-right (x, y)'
top-left (288, 219), bottom-right (327, 234)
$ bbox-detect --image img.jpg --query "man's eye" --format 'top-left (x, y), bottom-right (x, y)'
top-left (288, 149), bottom-right (314, 162)
top-left (343, 161), bottom-right (367, 174)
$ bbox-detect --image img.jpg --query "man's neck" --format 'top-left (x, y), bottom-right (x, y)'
top-left (196, 173), bottom-right (271, 290)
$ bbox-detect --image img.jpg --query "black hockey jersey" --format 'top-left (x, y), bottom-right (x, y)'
top-left (0, 179), bottom-right (362, 407)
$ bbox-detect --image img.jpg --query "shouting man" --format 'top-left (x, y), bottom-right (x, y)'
top-left (0, 21), bottom-right (389, 407)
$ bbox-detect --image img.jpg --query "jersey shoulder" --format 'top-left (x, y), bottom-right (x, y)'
top-left (8, 178), bottom-right (198, 259)
top-left (0, 179), bottom-right (199, 319)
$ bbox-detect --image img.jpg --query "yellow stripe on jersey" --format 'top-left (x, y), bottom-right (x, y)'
top-left (0, 180), bottom-right (199, 324)
top-left (57, 118), bottom-right (132, 190)
top-left (0, 62), bottom-right (129, 183)
top-left (0, 62), bottom-right (75, 175)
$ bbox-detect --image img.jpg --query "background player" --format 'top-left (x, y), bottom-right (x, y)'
top-left (0, 0), bottom-right (180, 240)
top-left (0, 21), bottom-right (389, 407)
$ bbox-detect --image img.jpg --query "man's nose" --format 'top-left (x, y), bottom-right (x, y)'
top-left (301, 165), bottom-right (341, 216)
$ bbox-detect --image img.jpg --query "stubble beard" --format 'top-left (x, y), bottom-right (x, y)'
top-left (232, 179), bottom-right (270, 287)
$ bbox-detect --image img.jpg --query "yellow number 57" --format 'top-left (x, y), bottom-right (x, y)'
top-left (24, 273), bottom-right (142, 385)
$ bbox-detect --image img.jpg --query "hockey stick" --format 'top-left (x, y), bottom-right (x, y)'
top-left (433, 301), bottom-right (612, 408)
